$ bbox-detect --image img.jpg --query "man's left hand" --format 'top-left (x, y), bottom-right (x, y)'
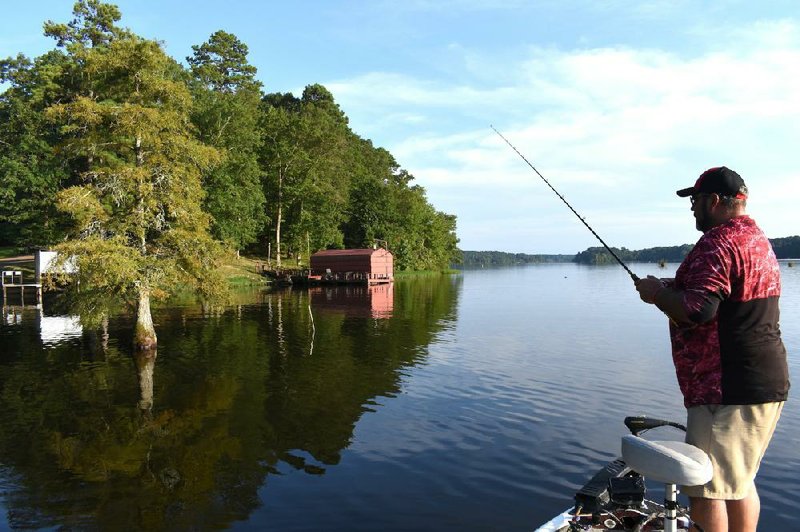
top-left (635, 275), bottom-right (664, 304)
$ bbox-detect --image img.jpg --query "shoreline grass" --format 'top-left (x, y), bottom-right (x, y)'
top-left (395, 269), bottom-right (460, 278)
top-left (220, 255), bottom-right (269, 286)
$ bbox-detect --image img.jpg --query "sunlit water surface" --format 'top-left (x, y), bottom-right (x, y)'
top-left (0, 263), bottom-right (797, 531)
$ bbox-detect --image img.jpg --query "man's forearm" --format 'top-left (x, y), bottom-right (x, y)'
top-left (653, 286), bottom-right (693, 325)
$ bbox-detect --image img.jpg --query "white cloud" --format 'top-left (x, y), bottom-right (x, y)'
top-left (326, 19), bottom-right (800, 252)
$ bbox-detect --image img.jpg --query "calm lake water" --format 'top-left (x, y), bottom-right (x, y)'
top-left (0, 263), bottom-right (797, 531)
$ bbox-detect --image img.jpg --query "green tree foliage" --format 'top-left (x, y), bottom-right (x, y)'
top-left (260, 85), bottom-right (353, 264)
top-left (42, 0), bottom-right (131, 48)
top-left (341, 141), bottom-right (398, 249)
top-left (770, 236), bottom-right (800, 259)
top-left (386, 181), bottom-right (459, 270)
top-left (0, 0), bottom-right (130, 246)
top-left (573, 245), bottom-right (684, 265)
top-left (187, 29), bottom-right (257, 93)
top-left (293, 84), bottom-right (352, 255)
top-left (0, 0), bottom-right (133, 247)
top-left (0, 52), bottom-right (72, 246)
top-left (259, 84), bottom-right (461, 271)
top-left (259, 93), bottom-right (307, 267)
top-left (1, 1), bottom-right (460, 276)
top-left (338, 135), bottom-right (461, 270)
top-left (188, 30), bottom-right (266, 252)
top-left (572, 237), bottom-right (800, 264)
top-left (44, 4), bottom-right (225, 348)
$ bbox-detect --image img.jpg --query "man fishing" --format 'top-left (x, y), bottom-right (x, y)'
top-left (635, 167), bottom-right (789, 532)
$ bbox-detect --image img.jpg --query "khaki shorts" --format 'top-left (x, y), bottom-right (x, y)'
top-left (683, 402), bottom-right (784, 499)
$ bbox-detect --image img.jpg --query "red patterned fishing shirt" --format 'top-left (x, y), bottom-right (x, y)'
top-left (670, 215), bottom-right (789, 407)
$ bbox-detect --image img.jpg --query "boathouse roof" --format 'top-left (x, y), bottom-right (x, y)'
top-left (311, 248), bottom-right (390, 257)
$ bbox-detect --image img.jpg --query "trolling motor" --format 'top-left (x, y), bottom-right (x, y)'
top-left (565, 417), bottom-right (711, 532)
top-left (621, 420), bottom-right (711, 532)
top-left (624, 416), bottom-right (687, 436)
top-left (573, 418), bottom-right (686, 515)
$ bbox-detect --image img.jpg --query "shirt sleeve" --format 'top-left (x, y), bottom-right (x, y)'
top-left (679, 234), bottom-right (731, 324)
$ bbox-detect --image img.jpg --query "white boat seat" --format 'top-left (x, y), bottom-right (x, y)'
top-left (621, 435), bottom-right (713, 487)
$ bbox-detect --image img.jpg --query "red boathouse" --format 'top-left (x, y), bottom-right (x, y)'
top-left (309, 248), bottom-right (394, 285)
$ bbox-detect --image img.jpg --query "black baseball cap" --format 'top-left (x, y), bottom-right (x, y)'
top-left (676, 166), bottom-right (748, 199)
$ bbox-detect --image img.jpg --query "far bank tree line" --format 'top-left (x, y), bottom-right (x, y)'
top-left (461, 235), bottom-right (800, 268)
top-left (573, 235), bottom-right (800, 265)
top-left (0, 2), bottom-right (460, 273)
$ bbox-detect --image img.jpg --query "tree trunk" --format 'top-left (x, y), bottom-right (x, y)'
top-left (275, 169), bottom-right (283, 268)
top-left (275, 205), bottom-right (282, 268)
top-left (275, 202), bottom-right (282, 268)
top-left (135, 288), bottom-right (157, 350)
top-left (135, 134), bottom-right (146, 254)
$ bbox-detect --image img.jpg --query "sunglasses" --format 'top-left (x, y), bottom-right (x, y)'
top-left (689, 193), bottom-right (709, 206)
top-left (691, 192), bottom-right (741, 206)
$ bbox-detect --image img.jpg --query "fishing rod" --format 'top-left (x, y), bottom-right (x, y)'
top-left (491, 125), bottom-right (639, 282)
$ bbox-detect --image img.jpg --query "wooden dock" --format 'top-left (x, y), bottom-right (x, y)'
top-left (1, 270), bottom-right (43, 305)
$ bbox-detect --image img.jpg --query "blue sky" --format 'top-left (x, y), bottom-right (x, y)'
top-left (3, 1), bottom-right (799, 254)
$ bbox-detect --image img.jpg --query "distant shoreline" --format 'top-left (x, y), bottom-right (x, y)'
top-left (459, 235), bottom-right (800, 268)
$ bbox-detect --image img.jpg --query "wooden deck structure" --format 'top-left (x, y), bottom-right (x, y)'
top-left (306, 248), bottom-right (394, 285)
top-left (1, 270), bottom-right (42, 305)
top-left (0, 250), bottom-right (70, 306)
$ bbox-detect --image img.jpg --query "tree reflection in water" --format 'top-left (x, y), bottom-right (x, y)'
top-left (0, 276), bottom-right (461, 529)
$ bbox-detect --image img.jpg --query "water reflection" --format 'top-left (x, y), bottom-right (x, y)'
top-left (3, 305), bottom-right (23, 325)
top-left (2, 304), bottom-right (83, 345)
top-left (0, 275), bottom-right (462, 529)
top-left (134, 349), bottom-right (156, 412)
top-left (39, 315), bottom-right (82, 345)
top-left (309, 283), bottom-right (394, 319)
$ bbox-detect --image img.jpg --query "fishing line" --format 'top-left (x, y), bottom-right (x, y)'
top-left (490, 125), bottom-right (639, 282)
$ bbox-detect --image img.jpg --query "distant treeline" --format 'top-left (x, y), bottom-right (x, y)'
top-left (458, 251), bottom-right (575, 268)
top-left (461, 235), bottom-right (800, 269)
top-left (574, 245), bottom-right (693, 265)
top-left (771, 236), bottom-right (800, 259)
top-left (574, 235), bottom-right (800, 264)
